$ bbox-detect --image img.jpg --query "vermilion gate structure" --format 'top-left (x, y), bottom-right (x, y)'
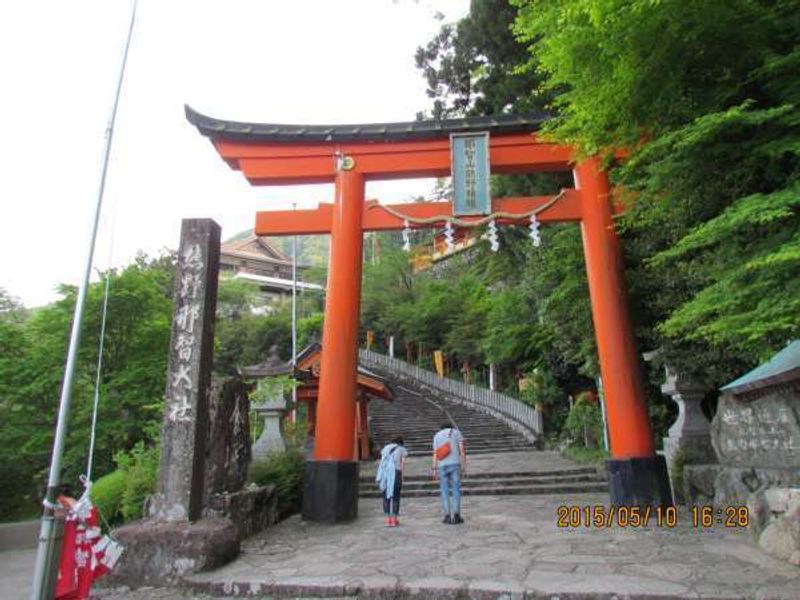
top-left (186, 106), bottom-right (672, 522)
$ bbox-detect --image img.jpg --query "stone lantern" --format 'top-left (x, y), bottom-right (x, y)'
top-left (643, 350), bottom-right (714, 503)
top-left (659, 364), bottom-right (714, 467)
top-left (238, 346), bottom-right (294, 462)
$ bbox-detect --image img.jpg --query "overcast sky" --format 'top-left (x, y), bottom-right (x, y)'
top-left (0, 0), bottom-right (469, 307)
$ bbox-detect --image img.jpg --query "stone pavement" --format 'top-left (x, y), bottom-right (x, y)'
top-left (172, 493), bottom-right (798, 600)
top-left (0, 547), bottom-right (37, 600)
top-left (362, 450), bottom-right (590, 479)
top-left (6, 452), bottom-right (799, 599)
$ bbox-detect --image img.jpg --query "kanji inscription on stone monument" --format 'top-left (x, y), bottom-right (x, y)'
top-left (150, 218), bottom-right (221, 522)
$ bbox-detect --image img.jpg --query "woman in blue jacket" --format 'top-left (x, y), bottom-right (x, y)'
top-left (375, 436), bottom-right (408, 527)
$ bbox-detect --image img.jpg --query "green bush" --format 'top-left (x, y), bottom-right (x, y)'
top-left (519, 367), bottom-right (569, 435)
top-left (248, 448), bottom-right (305, 518)
top-left (562, 446), bottom-right (608, 465)
top-left (564, 394), bottom-right (604, 448)
top-left (90, 470), bottom-right (127, 525)
top-left (114, 442), bottom-right (160, 522)
top-left (282, 418), bottom-right (309, 452)
top-left (669, 447), bottom-right (700, 504)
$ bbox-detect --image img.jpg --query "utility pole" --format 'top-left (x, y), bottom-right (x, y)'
top-left (291, 203), bottom-right (298, 423)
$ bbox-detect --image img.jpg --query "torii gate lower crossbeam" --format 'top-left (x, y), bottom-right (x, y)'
top-left (186, 106), bottom-right (672, 522)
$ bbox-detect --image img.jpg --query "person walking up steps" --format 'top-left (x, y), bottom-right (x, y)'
top-left (375, 435), bottom-right (408, 527)
top-left (432, 422), bottom-right (466, 524)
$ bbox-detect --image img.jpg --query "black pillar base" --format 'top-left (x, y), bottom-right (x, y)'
top-left (606, 455), bottom-right (673, 507)
top-left (302, 460), bottom-right (359, 523)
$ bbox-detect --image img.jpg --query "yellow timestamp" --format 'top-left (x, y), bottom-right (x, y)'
top-left (691, 505), bottom-right (749, 528)
top-left (556, 504), bottom-right (678, 528)
top-left (556, 504), bottom-right (750, 529)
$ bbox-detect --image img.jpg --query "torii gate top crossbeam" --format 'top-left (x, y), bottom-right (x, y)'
top-left (185, 106), bottom-right (575, 185)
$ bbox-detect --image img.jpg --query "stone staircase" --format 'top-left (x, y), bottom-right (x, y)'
top-left (360, 467), bottom-right (608, 499)
top-left (368, 379), bottom-right (534, 457)
top-left (363, 372), bottom-right (607, 498)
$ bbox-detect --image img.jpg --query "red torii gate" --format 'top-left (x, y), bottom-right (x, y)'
top-left (186, 106), bottom-right (671, 522)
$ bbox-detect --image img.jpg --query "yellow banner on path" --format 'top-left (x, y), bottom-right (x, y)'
top-left (433, 350), bottom-right (445, 377)
top-left (366, 330), bottom-right (374, 350)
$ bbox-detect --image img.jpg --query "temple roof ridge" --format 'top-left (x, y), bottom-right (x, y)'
top-left (185, 105), bottom-right (550, 143)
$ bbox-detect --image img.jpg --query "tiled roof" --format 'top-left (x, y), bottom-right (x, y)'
top-left (185, 105), bottom-right (549, 143)
top-left (721, 340), bottom-right (800, 394)
top-left (221, 234), bottom-right (292, 265)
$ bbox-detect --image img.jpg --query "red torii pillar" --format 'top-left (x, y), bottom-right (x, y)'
top-left (186, 106), bottom-right (671, 521)
top-left (314, 168), bottom-right (365, 463)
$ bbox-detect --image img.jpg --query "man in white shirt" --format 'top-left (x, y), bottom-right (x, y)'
top-left (432, 422), bottom-right (466, 524)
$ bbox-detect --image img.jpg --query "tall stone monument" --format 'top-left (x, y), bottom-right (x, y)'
top-left (112, 219), bottom-right (241, 586)
top-left (150, 218), bottom-right (221, 522)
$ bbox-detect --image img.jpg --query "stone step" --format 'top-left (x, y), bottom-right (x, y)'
top-left (360, 481), bottom-right (609, 498)
top-left (376, 467), bottom-right (599, 482)
top-left (382, 442), bottom-right (537, 451)
top-left (372, 475), bottom-right (605, 493)
top-left (374, 436), bottom-right (535, 445)
top-left (361, 468), bottom-right (599, 485)
top-left (368, 368), bottom-right (537, 457)
top-left (403, 447), bottom-right (533, 453)
top-left (371, 433), bottom-right (523, 441)
top-left (404, 447), bottom-right (533, 457)
top-left (375, 425), bottom-right (534, 434)
top-left (380, 421), bottom-right (521, 425)
top-left (369, 425), bottom-right (520, 433)
top-left (381, 438), bottom-right (527, 444)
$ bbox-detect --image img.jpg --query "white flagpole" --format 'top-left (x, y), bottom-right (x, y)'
top-left (30, 2), bottom-right (137, 598)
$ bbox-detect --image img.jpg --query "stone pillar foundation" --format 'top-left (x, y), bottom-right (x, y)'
top-left (302, 460), bottom-right (359, 523)
top-left (110, 518), bottom-right (238, 587)
top-left (607, 455), bottom-right (673, 507)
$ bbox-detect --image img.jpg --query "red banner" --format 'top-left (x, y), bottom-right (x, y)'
top-left (55, 496), bottom-right (123, 600)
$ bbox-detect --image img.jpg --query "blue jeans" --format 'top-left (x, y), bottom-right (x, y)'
top-left (382, 469), bottom-right (403, 516)
top-left (437, 463), bottom-right (462, 516)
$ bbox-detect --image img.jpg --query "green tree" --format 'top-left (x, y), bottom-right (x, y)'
top-left (360, 248), bottom-right (416, 342)
top-left (0, 288), bottom-right (28, 322)
top-left (512, 0), bottom-right (784, 152)
top-left (415, 0), bottom-right (551, 118)
top-left (512, 0), bottom-right (800, 381)
top-left (0, 256), bottom-right (175, 520)
top-left (413, 0), bottom-right (595, 394)
top-left (443, 273), bottom-right (489, 370)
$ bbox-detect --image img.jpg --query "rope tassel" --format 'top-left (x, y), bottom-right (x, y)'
top-left (487, 219), bottom-right (500, 252)
top-left (529, 213), bottom-right (541, 247)
top-left (444, 220), bottom-right (455, 250)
